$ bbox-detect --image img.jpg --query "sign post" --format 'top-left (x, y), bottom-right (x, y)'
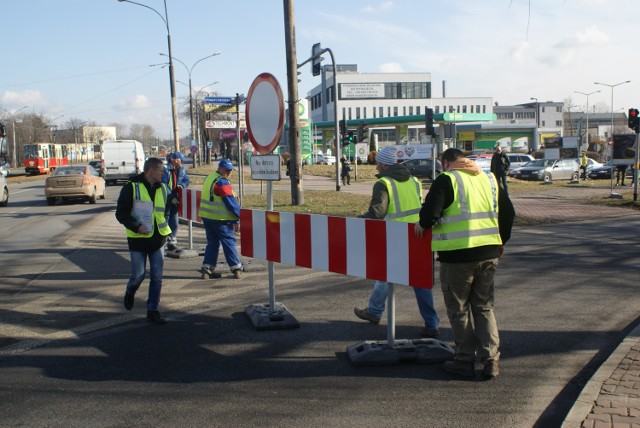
top-left (244, 73), bottom-right (298, 330)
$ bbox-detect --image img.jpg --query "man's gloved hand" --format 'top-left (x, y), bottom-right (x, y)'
top-left (170, 189), bottom-right (179, 206)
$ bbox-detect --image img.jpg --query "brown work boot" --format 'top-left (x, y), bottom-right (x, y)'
top-left (353, 307), bottom-right (380, 324)
top-left (483, 359), bottom-right (500, 378)
top-left (443, 360), bottom-right (475, 377)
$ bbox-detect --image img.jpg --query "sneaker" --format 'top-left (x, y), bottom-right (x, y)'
top-left (166, 243), bottom-right (178, 252)
top-left (419, 327), bottom-right (440, 339)
top-left (200, 266), bottom-right (222, 279)
top-left (146, 310), bottom-right (167, 325)
top-left (443, 360), bottom-right (475, 377)
top-left (353, 307), bottom-right (380, 324)
top-left (483, 359), bottom-right (500, 378)
top-left (232, 268), bottom-right (243, 279)
top-left (124, 291), bottom-right (134, 310)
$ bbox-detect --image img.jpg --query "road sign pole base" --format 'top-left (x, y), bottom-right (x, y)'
top-left (346, 339), bottom-right (455, 367)
top-left (609, 192), bottom-right (623, 199)
top-left (245, 302), bottom-right (300, 331)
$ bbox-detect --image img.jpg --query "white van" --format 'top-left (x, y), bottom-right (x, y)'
top-left (101, 140), bottom-right (145, 185)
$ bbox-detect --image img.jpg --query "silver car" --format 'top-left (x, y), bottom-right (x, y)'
top-left (0, 170), bottom-right (8, 207)
top-left (509, 158), bottom-right (579, 182)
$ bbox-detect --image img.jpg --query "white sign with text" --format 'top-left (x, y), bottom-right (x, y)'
top-left (250, 154), bottom-right (281, 181)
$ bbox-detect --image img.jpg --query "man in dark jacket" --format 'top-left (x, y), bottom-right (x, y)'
top-left (418, 148), bottom-right (515, 378)
top-left (162, 152), bottom-right (190, 252)
top-left (116, 157), bottom-right (171, 324)
top-left (490, 146), bottom-right (510, 193)
top-left (354, 146), bottom-right (440, 338)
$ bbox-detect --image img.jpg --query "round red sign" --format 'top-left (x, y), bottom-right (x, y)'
top-left (245, 73), bottom-right (285, 155)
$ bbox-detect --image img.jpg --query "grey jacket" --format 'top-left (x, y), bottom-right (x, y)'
top-left (360, 163), bottom-right (413, 220)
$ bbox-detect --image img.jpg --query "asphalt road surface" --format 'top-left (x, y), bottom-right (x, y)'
top-left (0, 176), bottom-right (639, 427)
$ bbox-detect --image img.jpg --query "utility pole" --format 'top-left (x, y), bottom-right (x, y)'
top-left (283, 0), bottom-right (303, 205)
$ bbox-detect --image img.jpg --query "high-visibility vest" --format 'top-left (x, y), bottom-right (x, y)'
top-left (378, 175), bottom-right (422, 223)
top-left (125, 182), bottom-right (171, 238)
top-left (432, 170), bottom-right (502, 251)
top-left (199, 172), bottom-right (239, 221)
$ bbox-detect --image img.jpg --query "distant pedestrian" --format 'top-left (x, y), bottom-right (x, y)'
top-left (490, 146), bottom-right (510, 193)
top-left (580, 153), bottom-right (589, 180)
top-left (161, 152), bottom-right (190, 252)
top-left (116, 157), bottom-right (171, 325)
top-left (199, 159), bottom-right (244, 279)
top-left (341, 159), bottom-right (352, 185)
top-left (616, 164), bottom-right (628, 186)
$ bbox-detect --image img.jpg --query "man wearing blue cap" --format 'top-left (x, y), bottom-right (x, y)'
top-left (162, 152), bottom-right (190, 252)
top-left (198, 159), bottom-right (243, 279)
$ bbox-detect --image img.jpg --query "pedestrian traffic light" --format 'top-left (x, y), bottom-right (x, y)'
top-left (425, 108), bottom-right (435, 136)
top-left (339, 119), bottom-right (346, 135)
top-left (628, 108), bottom-right (639, 132)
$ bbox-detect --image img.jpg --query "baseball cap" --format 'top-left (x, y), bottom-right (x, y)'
top-left (218, 159), bottom-right (235, 170)
top-left (170, 152), bottom-right (187, 162)
top-left (375, 146), bottom-right (398, 166)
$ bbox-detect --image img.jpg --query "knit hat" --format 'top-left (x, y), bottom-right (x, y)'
top-left (375, 146), bottom-right (398, 166)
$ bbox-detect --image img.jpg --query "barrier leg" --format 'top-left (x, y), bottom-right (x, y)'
top-left (387, 283), bottom-right (395, 348)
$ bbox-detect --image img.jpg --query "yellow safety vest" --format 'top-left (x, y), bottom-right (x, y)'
top-left (126, 182), bottom-right (171, 238)
top-left (378, 175), bottom-right (422, 223)
top-left (432, 170), bottom-right (502, 251)
top-left (199, 172), bottom-right (239, 221)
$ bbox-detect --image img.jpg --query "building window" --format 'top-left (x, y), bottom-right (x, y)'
top-left (542, 107), bottom-right (546, 113)
top-left (542, 120), bottom-right (546, 126)
top-left (363, 107), bottom-right (367, 118)
top-left (409, 106), bottom-right (413, 115)
top-left (388, 107), bottom-right (391, 117)
top-left (393, 106), bottom-right (398, 116)
top-left (434, 106), bottom-right (439, 114)
top-left (482, 105), bottom-right (486, 114)
top-left (462, 105), bottom-right (467, 113)
top-left (477, 105), bottom-right (481, 113)
top-left (403, 106), bottom-right (406, 116)
top-left (556, 106), bottom-right (562, 112)
top-left (356, 107), bottom-right (360, 120)
top-left (373, 108), bottom-right (377, 118)
top-left (416, 106), bottom-right (421, 115)
top-left (379, 107), bottom-right (384, 118)
top-left (556, 120), bottom-right (562, 126)
top-left (456, 105), bottom-right (460, 113)
top-left (470, 105), bottom-right (474, 113)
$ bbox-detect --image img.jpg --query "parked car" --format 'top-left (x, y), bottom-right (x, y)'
top-left (88, 160), bottom-right (104, 177)
top-left (0, 170), bottom-right (8, 207)
top-left (506, 153), bottom-right (535, 169)
top-left (509, 158), bottom-right (579, 182)
top-left (402, 158), bottom-right (442, 180)
top-left (587, 161), bottom-right (634, 180)
top-left (44, 165), bottom-right (106, 205)
top-left (473, 157), bottom-right (492, 173)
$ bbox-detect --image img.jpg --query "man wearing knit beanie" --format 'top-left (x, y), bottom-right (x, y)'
top-left (354, 146), bottom-right (440, 338)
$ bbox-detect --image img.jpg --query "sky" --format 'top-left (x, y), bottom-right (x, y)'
top-left (0, 0), bottom-right (637, 140)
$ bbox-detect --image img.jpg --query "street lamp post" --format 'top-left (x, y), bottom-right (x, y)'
top-left (1, 105), bottom-right (29, 169)
top-left (594, 80), bottom-right (631, 142)
top-left (574, 90), bottom-right (600, 150)
top-left (160, 52), bottom-right (220, 165)
top-left (117, 0), bottom-right (180, 152)
top-left (594, 80), bottom-right (631, 197)
top-left (530, 97), bottom-right (539, 150)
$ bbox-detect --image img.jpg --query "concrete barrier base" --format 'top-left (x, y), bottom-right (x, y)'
top-left (346, 339), bottom-right (455, 367)
top-left (244, 302), bottom-right (300, 331)
top-left (165, 249), bottom-right (200, 259)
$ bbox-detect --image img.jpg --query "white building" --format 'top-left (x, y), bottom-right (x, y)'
top-left (307, 64), bottom-right (493, 144)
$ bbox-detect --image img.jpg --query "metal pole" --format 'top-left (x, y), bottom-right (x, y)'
top-left (386, 283), bottom-right (395, 347)
top-left (12, 120), bottom-right (17, 169)
top-left (328, 49), bottom-right (341, 192)
top-left (236, 93), bottom-right (243, 206)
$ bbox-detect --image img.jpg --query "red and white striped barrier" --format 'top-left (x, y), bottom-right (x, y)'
top-left (239, 209), bottom-right (433, 289)
top-left (177, 188), bottom-right (202, 223)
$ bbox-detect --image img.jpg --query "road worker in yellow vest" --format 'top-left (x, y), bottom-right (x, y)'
top-left (417, 148), bottom-right (515, 379)
top-left (198, 159), bottom-right (243, 279)
top-left (354, 146), bottom-right (440, 338)
top-left (116, 157), bottom-right (172, 325)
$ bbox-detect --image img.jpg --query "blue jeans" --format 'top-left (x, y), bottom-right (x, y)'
top-left (167, 203), bottom-right (179, 243)
top-left (126, 248), bottom-right (164, 311)
top-left (367, 281), bottom-right (439, 329)
top-left (202, 219), bottom-right (242, 271)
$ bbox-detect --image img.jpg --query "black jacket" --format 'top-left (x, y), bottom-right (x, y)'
top-left (115, 173), bottom-right (167, 253)
top-left (418, 172), bottom-right (515, 263)
top-left (490, 152), bottom-right (510, 176)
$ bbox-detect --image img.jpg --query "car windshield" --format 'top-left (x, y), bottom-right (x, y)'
top-left (53, 167), bottom-right (85, 176)
top-left (526, 159), bottom-right (554, 167)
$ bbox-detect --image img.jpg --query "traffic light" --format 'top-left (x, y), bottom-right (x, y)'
top-left (357, 122), bottom-right (367, 142)
top-left (347, 131), bottom-right (355, 144)
top-left (425, 108), bottom-right (435, 136)
top-left (628, 108), bottom-right (639, 132)
top-left (339, 119), bottom-right (346, 135)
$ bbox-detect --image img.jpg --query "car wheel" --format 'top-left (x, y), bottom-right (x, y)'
top-left (0, 186), bottom-right (8, 207)
top-left (543, 172), bottom-right (552, 183)
top-left (571, 171), bottom-right (579, 181)
top-left (99, 187), bottom-right (106, 200)
top-left (46, 197), bottom-right (56, 206)
top-left (88, 188), bottom-right (97, 204)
